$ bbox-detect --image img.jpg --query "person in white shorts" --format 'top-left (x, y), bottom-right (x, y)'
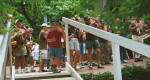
top-left (69, 17), bottom-right (80, 69)
top-left (39, 23), bottom-right (48, 72)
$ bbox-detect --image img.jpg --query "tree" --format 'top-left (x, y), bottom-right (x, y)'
top-left (101, 0), bottom-right (150, 34)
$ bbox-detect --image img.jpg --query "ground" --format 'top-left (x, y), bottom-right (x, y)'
top-left (6, 58), bottom-right (150, 76)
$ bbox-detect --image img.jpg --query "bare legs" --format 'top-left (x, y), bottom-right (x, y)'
top-left (70, 50), bottom-right (80, 68)
top-left (39, 59), bottom-right (44, 72)
top-left (88, 48), bottom-right (101, 65)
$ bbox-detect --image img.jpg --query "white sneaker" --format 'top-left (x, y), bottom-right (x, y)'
top-left (76, 64), bottom-right (81, 70)
top-left (123, 60), bottom-right (127, 63)
top-left (24, 67), bottom-right (29, 73)
top-left (31, 66), bottom-right (36, 72)
top-left (21, 69), bottom-right (25, 74)
top-left (15, 69), bottom-right (19, 74)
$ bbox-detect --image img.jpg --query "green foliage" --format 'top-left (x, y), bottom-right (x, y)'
top-left (102, 0), bottom-right (150, 34)
top-left (0, 0), bottom-right (101, 39)
top-left (81, 64), bottom-right (150, 80)
top-left (81, 72), bottom-right (114, 80)
top-left (122, 65), bottom-right (150, 80)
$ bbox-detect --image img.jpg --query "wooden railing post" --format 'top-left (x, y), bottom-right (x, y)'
top-left (65, 23), bottom-right (70, 64)
top-left (112, 43), bottom-right (122, 80)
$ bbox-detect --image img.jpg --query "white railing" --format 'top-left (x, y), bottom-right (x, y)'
top-left (62, 17), bottom-right (150, 80)
top-left (0, 19), bottom-right (12, 80)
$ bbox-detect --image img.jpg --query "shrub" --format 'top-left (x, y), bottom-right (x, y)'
top-left (81, 64), bottom-right (150, 80)
top-left (81, 72), bottom-right (114, 80)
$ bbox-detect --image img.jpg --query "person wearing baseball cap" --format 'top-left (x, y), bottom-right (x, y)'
top-left (39, 23), bottom-right (48, 72)
top-left (47, 17), bottom-right (65, 73)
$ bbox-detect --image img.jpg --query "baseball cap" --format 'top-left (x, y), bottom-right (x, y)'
top-left (15, 19), bottom-right (22, 24)
top-left (50, 17), bottom-right (59, 23)
top-left (41, 23), bottom-right (47, 27)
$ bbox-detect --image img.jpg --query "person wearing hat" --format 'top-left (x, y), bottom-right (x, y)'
top-left (11, 19), bottom-right (28, 73)
top-left (39, 23), bottom-right (48, 72)
top-left (47, 18), bottom-right (65, 73)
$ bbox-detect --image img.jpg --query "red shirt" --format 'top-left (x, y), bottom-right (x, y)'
top-left (47, 29), bottom-right (63, 47)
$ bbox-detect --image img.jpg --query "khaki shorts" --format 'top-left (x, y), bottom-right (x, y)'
top-left (69, 38), bottom-right (80, 51)
top-left (86, 40), bottom-right (100, 49)
top-left (14, 46), bottom-right (27, 56)
top-left (40, 50), bottom-right (48, 59)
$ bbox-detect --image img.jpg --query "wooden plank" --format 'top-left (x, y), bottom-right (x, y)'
top-left (25, 77), bottom-right (75, 80)
top-left (11, 66), bottom-right (15, 80)
top-left (62, 17), bottom-right (150, 58)
top-left (65, 23), bottom-right (70, 64)
top-left (66, 62), bottom-right (83, 80)
top-left (0, 33), bottom-right (9, 80)
top-left (0, 35), bottom-right (4, 48)
top-left (15, 71), bottom-right (71, 79)
top-left (112, 43), bottom-right (122, 80)
top-left (0, 19), bottom-right (11, 80)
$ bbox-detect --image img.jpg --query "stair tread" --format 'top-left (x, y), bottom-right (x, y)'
top-left (22, 77), bottom-right (75, 80)
top-left (15, 71), bottom-right (71, 79)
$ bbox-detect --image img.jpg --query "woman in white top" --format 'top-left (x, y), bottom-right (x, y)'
top-left (31, 42), bottom-right (39, 67)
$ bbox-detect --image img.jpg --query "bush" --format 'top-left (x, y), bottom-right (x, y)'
top-left (122, 64), bottom-right (150, 80)
top-left (81, 64), bottom-right (150, 80)
top-left (81, 72), bottom-right (114, 80)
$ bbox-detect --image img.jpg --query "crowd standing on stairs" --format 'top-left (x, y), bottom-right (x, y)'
top-left (10, 14), bottom-right (150, 74)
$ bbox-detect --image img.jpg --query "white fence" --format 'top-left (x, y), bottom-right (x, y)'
top-left (0, 19), bottom-right (12, 80)
top-left (62, 17), bottom-right (150, 80)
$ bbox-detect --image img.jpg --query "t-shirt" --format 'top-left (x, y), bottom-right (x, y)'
top-left (39, 31), bottom-right (47, 50)
top-left (47, 29), bottom-right (63, 47)
top-left (32, 44), bottom-right (39, 52)
top-left (86, 22), bottom-right (98, 41)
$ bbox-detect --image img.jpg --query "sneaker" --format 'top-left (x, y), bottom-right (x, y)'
top-left (15, 69), bottom-right (19, 74)
top-left (51, 66), bottom-right (55, 73)
top-left (123, 60), bottom-right (128, 63)
top-left (31, 66), bottom-right (36, 72)
top-left (97, 64), bottom-right (104, 69)
top-left (92, 62), bottom-right (98, 66)
top-left (61, 64), bottom-right (65, 68)
top-left (53, 67), bottom-right (61, 73)
top-left (21, 69), bottom-right (25, 74)
top-left (48, 68), bottom-right (52, 72)
top-left (88, 65), bottom-right (93, 70)
top-left (77, 63), bottom-right (81, 69)
top-left (24, 68), bottom-right (29, 73)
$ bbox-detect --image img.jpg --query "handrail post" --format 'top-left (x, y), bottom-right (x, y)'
top-left (112, 42), bottom-right (122, 80)
top-left (65, 23), bottom-right (70, 64)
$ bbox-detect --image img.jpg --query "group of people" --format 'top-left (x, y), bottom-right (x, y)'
top-left (11, 18), bottom-right (65, 73)
top-left (10, 14), bottom-right (150, 74)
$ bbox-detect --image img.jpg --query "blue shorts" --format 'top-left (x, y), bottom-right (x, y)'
top-left (79, 42), bottom-right (84, 54)
top-left (48, 47), bottom-right (62, 58)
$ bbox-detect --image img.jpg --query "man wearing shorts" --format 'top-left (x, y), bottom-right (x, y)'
top-left (84, 15), bottom-right (103, 69)
top-left (39, 23), bottom-right (48, 72)
top-left (47, 18), bottom-right (65, 73)
top-left (11, 19), bottom-right (27, 73)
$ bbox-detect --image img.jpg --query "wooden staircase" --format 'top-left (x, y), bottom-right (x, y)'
top-left (15, 71), bottom-right (75, 80)
top-left (11, 62), bottom-right (82, 80)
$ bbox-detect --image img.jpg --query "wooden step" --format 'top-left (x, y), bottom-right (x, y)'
top-left (15, 71), bottom-right (71, 80)
top-left (23, 77), bottom-right (75, 80)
